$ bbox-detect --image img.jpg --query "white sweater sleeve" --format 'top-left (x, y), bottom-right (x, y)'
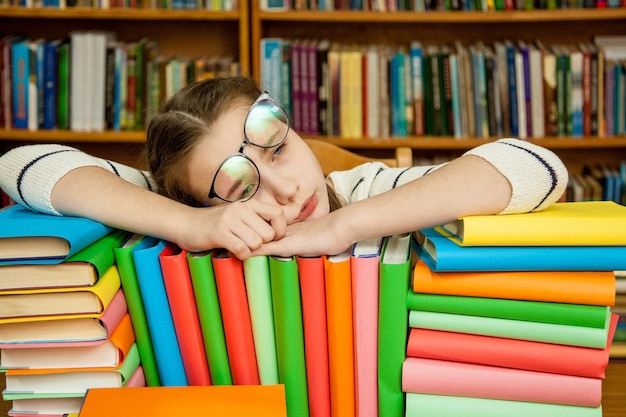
top-left (0, 144), bottom-right (156, 215)
top-left (328, 138), bottom-right (568, 214)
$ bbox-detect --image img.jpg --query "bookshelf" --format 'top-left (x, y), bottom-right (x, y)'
top-left (0, 4), bottom-right (249, 168)
top-left (250, 6), bottom-right (626, 174)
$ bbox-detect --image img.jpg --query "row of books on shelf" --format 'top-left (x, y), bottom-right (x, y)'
top-left (260, 36), bottom-right (626, 139)
top-left (0, 32), bottom-right (239, 132)
top-left (262, 0), bottom-right (626, 11)
top-left (566, 163), bottom-right (626, 204)
top-left (1, 200), bottom-right (625, 417)
top-left (0, 0), bottom-right (237, 10)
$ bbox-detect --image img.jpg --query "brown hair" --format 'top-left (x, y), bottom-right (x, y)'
top-left (144, 76), bottom-right (345, 210)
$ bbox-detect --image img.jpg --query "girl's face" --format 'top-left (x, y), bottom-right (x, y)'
top-left (186, 102), bottom-right (331, 224)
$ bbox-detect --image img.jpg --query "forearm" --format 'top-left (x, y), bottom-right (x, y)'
top-left (336, 155), bottom-right (512, 244)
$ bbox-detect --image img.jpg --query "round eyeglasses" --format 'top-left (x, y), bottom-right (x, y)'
top-left (207, 92), bottom-right (290, 203)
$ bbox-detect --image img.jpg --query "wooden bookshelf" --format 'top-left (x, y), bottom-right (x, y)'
top-left (250, 6), bottom-right (626, 174)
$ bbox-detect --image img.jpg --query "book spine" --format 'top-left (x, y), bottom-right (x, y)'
top-left (42, 41), bottom-right (57, 130)
top-left (11, 41), bottom-right (29, 130)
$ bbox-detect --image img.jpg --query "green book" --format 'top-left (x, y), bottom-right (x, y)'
top-left (378, 234), bottom-right (412, 417)
top-left (406, 292), bottom-right (610, 329)
top-left (113, 234), bottom-right (160, 387)
top-left (268, 255), bottom-right (309, 417)
top-left (186, 250), bottom-right (233, 386)
top-left (56, 39), bottom-right (70, 130)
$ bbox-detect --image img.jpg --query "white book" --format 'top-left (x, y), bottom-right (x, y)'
top-left (366, 44), bottom-right (380, 138)
top-left (515, 50), bottom-right (527, 139)
top-left (529, 44), bottom-right (545, 138)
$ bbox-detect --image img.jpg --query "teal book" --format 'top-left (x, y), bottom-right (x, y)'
top-left (0, 205), bottom-right (113, 265)
top-left (113, 234), bottom-right (161, 387)
top-left (268, 255), bottom-right (310, 417)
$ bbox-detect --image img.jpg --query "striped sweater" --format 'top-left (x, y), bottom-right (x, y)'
top-left (0, 138), bottom-right (567, 216)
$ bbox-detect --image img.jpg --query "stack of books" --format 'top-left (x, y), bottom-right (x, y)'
top-left (0, 205), bottom-right (145, 417)
top-left (404, 200), bottom-right (626, 417)
top-left (612, 270), bottom-right (626, 359)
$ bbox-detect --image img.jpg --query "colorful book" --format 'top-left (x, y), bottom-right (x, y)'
top-left (406, 292), bottom-right (611, 328)
top-left (0, 229), bottom-right (128, 291)
top-left (112, 234), bottom-right (160, 387)
top-left (441, 201), bottom-right (626, 246)
top-left (242, 256), bottom-right (279, 385)
top-left (0, 313), bottom-right (134, 370)
top-left (0, 289), bottom-right (126, 345)
top-left (405, 392), bottom-right (602, 417)
top-left (296, 255), bottom-right (331, 417)
top-left (132, 237), bottom-right (187, 386)
top-left (187, 250), bottom-right (232, 386)
top-left (268, 256), bottom-right (309, 417)
top-left (10, 38), bottom-right (29, 130)
top-left (377, 234), bottom-right (412, 417)
top-left (412, 256), bottom-right (616, 306)
top-left (402, 357), bottom-right (602, 407)
top-left (211, 249), bottom-right (259, 386)
top-left (406, 314), bottom-right (618, 379)
top-left (159, 243), bottom-right (211, 386)
top-left (0, 205), bottom-right (113, 265)
top-left (415, 227), bottom-right (626, 271)
top-left (350, 237), bottom-right (383, 417)
top-left (408, 309), bottom-right (612, 349)
top-left (324, 248), bottom-right (355, 417)
top-left (77, 385), bottom-right (287, 417)
top-left (0, 264), bottom-right (121, 320)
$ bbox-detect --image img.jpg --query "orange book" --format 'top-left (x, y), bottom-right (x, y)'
top-left (77, 385), bottom-right (287, 417)
top-left (324, 249), bottom-right (355, 417)
top-left (159, 243), bottom-right (211, 386)
top-left (413, 259), bottom-right (616, 306)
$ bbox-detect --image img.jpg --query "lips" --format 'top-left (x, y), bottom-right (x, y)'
top-left (295, 194), bottom-right (317, 222)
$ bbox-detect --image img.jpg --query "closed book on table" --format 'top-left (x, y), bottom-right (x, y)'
top-left (441, 200), bottom-right (626, 246)
top-left (211, 249), bottom-right (259, 386)
top-left (77, 385), bottom-right (287, 417)
top-left (0, 205), bottom-right (113, 265)
top-left (0, 229), bottom-right (128, 291)
top-left (402, 357), bottom-right (602, 407)
top-left (0, 288), bottom-right (127, 345)
top-left (0, 264), bottom-right (121, 320)
top-left (187, 250), bottom-right (232, 386)
top-left (406, 314), bottom-right (619, 379)
top-left (412, 257), bottom-right (616, 306)
top-left (268, 255), bottom-right (309, 417)
top-left (159, 243), bottom-right (211, 386)
top-left (113, 234), bottom-right (160, 386)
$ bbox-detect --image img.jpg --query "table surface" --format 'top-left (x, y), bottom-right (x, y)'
top-left (1, 361), bottom-right (625, 416)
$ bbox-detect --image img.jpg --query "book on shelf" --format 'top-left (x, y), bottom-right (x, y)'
top-left (0, 229), bottom-right (128, 291)
top-left (0, 313), bottom-right (134, 370)
top-left (0, 205), bottom-right (113, 265)
top-left (3, 343), bottom-right (141, 397)
top-left (0, 264), bottom-right (121, 320)
top-left (268, 255), bottom-right (309, 417)
top-left (402, 357), bottom-right (602, 407)
top-left (211, 249), bottom-right (259, 386)
top-left (0, 289), bottom-right (126, 345)
top-left (159, 243), bottom-right (211, 386)
top-left (77, 384), bottom-right (287, 417)
top-left (186, 250), bottom-right (232, 386)
top-left (416, 226), bottom-right (626, 272)
top-left (440, 201), bottom-right (626, 247)
top-left (242, 255), bottom-right (279, 386)
top-left (405, 315), bottom-right (618, 379)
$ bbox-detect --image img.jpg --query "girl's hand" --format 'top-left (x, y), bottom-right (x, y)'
top-left (176, 200), bottom-right (287, 260)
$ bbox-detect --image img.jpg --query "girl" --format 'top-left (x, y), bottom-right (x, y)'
top-left (0, 77), bottom-right (568, 260)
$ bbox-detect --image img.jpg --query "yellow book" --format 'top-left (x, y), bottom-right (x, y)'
top-left (441, 201), bottom-right (626, 247)
top-left (0, 265), bottom-right (121, 321)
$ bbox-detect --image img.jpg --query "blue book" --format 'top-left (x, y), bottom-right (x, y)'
top-left (505, 43), bottom-right (519, 136)
top-left (11, 39), bottom-right (30, 130)
top-left (260, 38), bottom-right (284, 104)
top-left (414, 227), bottom-right (626, 272)
top-left (132, 237), bottom-right (188, 387)
top-left (0, 205), bottom-right (113, 265)
top-left (42, 40), bottom-right (59, 130)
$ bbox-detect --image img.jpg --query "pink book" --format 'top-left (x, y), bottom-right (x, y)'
top-left (350, 237), bottom-right (383, 417)
top-left (406, 313), bottom-right (618, 379)
top-left (402, 357), bottom-right (602, 407)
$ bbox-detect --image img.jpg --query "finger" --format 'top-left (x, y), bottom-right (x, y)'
top-left (248, 201), bottom-right (287, 239)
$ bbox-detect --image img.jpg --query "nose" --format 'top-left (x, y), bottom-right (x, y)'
top-left (258, 167), bottom-right (298, 205)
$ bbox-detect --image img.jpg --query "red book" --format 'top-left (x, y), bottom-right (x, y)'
top-left (296, 255), bottom-right (331, 417)
top-left (212, 249), bottom-right (259, 385)
top-left (159, 243), bottom-right (211, 386)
